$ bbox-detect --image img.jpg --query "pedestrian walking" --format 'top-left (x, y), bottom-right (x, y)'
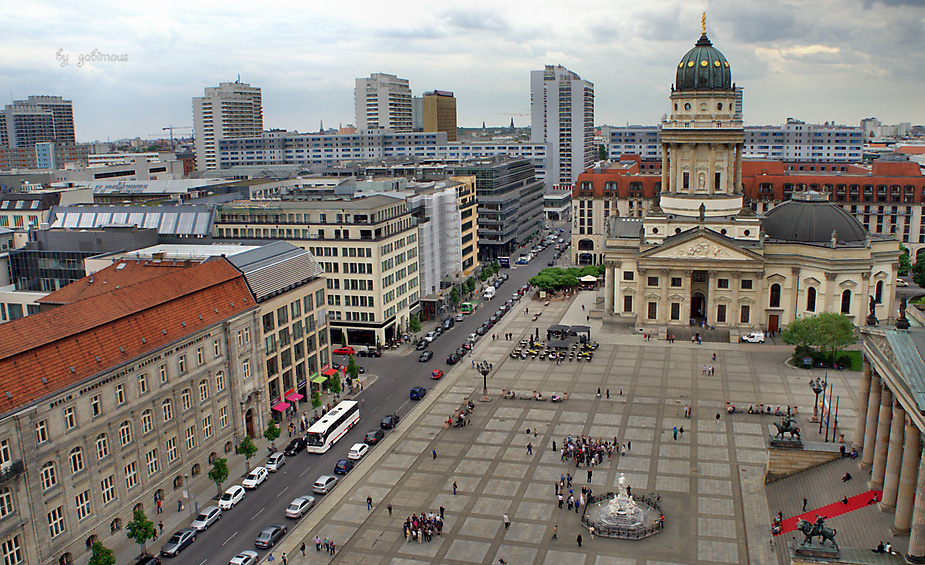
top-left (367, 495), bottom-right (373, 511)
top-left (440, 505), bottom-right (445, 519)
top-left (716, 413), bottom-right (721, 421)
top-left (627, 441), bottom-right (632, 450)
top-left (432, 448), bottom-right (437, 459)
top-left (156, 498), bottom-right (162, 514)
top-left (388, 503), bottom-right (393, 516)
top-left (619, 385), bottom-right (623, 395)
top-left (504, 513), bottom-right (510, 529)
top-left (590, 525), bottom-right (595, 540)
top-left (330, 540), bottom-right (336, 555)
top-left (803, 497), bottom-right (808, 511)
top-left (527, 442), bottom-right (533, 455)
top-left (673, 426), bottom-right (678, 440)
top-left (282, 553), bottom-right (288, 565)
top-left (596, 387), bottom-right (601, 398)
top-left (158, 521), bottom-right (164, 534)
top-left (300, 542), bottom-right (306, 556)
top-left (267, 554), bottom-right (275, 562)
top-left (552, 440), bottom-right (557, 451)
top-left (178, 499), bottom-right (183, 512)
top-left (552, 524), bottom-right (558, 539)
top-left (587, 469), bottom-right (592, 482)
top-left (606, 388), bottom-right (610, 399)
top-left (453, 481), bottom-right (458, 495)
top-left (577, 534), bottom-right (583, 547)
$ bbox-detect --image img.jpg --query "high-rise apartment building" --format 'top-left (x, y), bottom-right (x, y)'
top-left (193, 81), bottom-right (263, 171)
top-left (422, 91), bottom-right (457, 141)
top-left (2, 96), bottom-right (76, 148)
top-left (355, 73), bottom-right (413, 132)
top-left (530, 65), bottom-right (594, 190)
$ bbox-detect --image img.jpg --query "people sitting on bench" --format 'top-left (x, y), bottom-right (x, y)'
top-left (842, 472), bottom-right (852, 482)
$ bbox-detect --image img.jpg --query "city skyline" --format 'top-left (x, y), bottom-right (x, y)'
top-left (2, 0), bottom-right (922, 142)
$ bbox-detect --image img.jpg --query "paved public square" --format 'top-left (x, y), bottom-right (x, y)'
top-left (271, 290), bottom-right (868, 565)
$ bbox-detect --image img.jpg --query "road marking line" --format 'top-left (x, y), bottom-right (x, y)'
top-left (252, 508), bottom-right (264, 519)
top-left (221, 531), bottom-right (237, 546)
top-left (277, 486), bottom-right (289, 498)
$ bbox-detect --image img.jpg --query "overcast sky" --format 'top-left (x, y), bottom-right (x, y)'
top-left (2, 0), bottom-right (922, 142)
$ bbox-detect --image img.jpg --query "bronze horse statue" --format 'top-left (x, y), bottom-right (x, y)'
top-left (773, 416), bottom-right (801, 441)
top-left (797, 518), bottom-right (838, 549)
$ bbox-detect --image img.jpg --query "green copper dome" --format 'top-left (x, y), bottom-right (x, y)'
top-left (675, 33), bottom-right (732, 91)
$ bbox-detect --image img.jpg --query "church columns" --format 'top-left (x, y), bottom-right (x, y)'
top-left (730, 272), bottom-right (740, 327)
top-left (824, 272), bottom-right (837, 314)
top-left (790, 267), bottom-right (801, 323)
top-left (707, 270), bottom-right (717, 326)
top-left (636, 268), bottom-right (647, 326)
top-left (870, 384), bottom-right (893, 489)
top-left (683, 270), bottom-right (692, 324)
top-left (661, 144), bottom-right (669, 194)
top-left (660, 269), bottom-right (670, 323)
top-left (605, 261), bottom-right (617, 315)
top-left (892, 419), bottom-right (920, 535)
top-left (880, 399), bottom-right (906, 510)
top-left (733, 143), bottom-right (742, 194)
top-left (861, 272), bottom-right (871, 320)
top-left (707, 143), bottom-right (716, 195)
top-left (853, 357), bottom-right (872, 451)
top-left (861, 371), bottom-right (882, 469)
top-left (906, 451), bottom-right (925, 560)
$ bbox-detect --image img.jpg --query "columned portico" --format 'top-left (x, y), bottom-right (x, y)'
top-left (880, 399), bottom-right (906, 509)
top-left (861, 370), bottom-right (882, 469)
top-left (893, 419), bottom-right (920, 534)
top-left (870, 384), bottom-right (893, 489)
top-left (854, 357), bottom-right (872, 450)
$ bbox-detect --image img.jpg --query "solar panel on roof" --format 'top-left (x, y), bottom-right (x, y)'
top-left (128, 213), bottom-right (144, 227)
top-left (77, 213), bottom-right (96, 228)
top-left (159, 213), bottom-right (178, 234)
top-left (96, 213), bottom-right (111, 225)
top-left (112, 212), bottom-right (128, 224)
top-left (142, 214), bottom-right (160, 229)
top-left (177, 213), bottom-right (194, 233)
top-left (62, 214), bottom-right (79, 228)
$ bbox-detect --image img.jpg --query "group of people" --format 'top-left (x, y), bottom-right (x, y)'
top-left (556, 481), bottom-right (593, 514)
top-left (403, 510), bottom-right (444, 542)
top-left (313, 536), bottom-right (336, 555)
top-left (558, 435), bottom-right (622, 468)
top-left (771, 510), bottom-right (783, 535)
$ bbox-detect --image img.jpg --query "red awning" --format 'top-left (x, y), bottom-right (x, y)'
top-left (322, 367), bottom-right (337, 376)
top-left (285, 393), bottom-right (304, 402)
top-left (271, 401), bottom-right (290, 412)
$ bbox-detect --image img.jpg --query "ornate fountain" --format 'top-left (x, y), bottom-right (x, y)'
top-left (582, 474), bottom-right (664, 539)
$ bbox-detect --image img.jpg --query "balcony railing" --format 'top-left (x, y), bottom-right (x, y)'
top-left (0, 461), bottom-right (24, 483)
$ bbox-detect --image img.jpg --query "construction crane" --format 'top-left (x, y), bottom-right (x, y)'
top-left (162, 125), bottom-right (192, 147)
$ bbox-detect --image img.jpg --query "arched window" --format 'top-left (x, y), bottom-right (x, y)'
top-left (119, 421), bottom-right (133, 447)
top-left (841, 290), bottom-right (851, 314)
top-left (163, 399), bottom-right (174, 422)
top-left (806, 287), bottom-right (816, 312)
top-left (96, 434), bottom-right (109, 460)
top-left (181, 389), bottom-right (192, 411)
top-left (215, 371), bottom-right (225, 392)
top-left (199, 380), bottom-right (209, 402)
top-left (41, 461), bottom-right (58, 490)
top-left (0, 486), bottom-right (15, 517)
top-left (876, 280), bottom-right (884, 303)
top-left (69, 447), bottom-right (84, 474)
top-left (141, 410), bottom-right (153, 434)
top-left (769, 284), bottom-right (781, 308)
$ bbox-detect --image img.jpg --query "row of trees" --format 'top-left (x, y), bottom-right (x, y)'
top-left (528, 265), bottom-right (605, 291)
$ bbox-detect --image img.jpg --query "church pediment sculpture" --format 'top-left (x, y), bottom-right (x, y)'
top-left (646, 236), bottom-right (753, 262)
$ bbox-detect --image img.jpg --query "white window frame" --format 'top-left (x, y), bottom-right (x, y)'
top-left (0, 487), bottom-right (14, 518)
top-left (35, 420), bottom-right (48, 444)
top-left (199, 380), bottom-right (209, 402)
top-left (159, 364), bottom-right (168, 384)
top-left (163, 399), bottom-right (174, 422)
top-left (0, 534), bottom-right (22, 564)
top-left (124, 461), bottom-right (138, 490)
top-left (215, 371), bottom-right (225, 392)
top-left (40, 462), bottom-right (57, 490)
top-left (181, 389), bottom-right (191, 411)
top-left (96, 434), bottom-right (109, 460)
top-left (0, 440), bottom-right (10, 467)
top-left (145, 448), bottom-right (159, 476)
top-left (166, 437), bottom-right (178, 462)
top-left (138, 373), bottom-right (149, 394)
top-left (185, 425), bottom-right (196, 451)
top-left (141, 410), bottom-right (153, 434)
top-left (69, 447), bottom-right (84, 474)
top-left (219, 405), bottom-right (228, 428)
top-left (100, 475), bottom-right (115, 505)
top-left (75, 489), bottom-right (91, 520)
top-left (119, 422), bottom-right (133, 447)
top-left (115, 384), bottom-right (125, 405)
top-left (47, 506), bottom-right (65, 538)
top-left (214, 339), bottom-right (221, 357)
top-left (203, 415), bottom-right (213, 439)
top-left (90, 394), bottom-right (101, 417)
top-left (63, 406), bottom-right (76, 430)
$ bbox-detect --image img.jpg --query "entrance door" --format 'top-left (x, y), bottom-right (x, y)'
top-left (245, 409), bottom-right (255, 438)
top-left (768, 315), bottom-right (779, 333)
top-left (691, 292), bottom-right (706, 320)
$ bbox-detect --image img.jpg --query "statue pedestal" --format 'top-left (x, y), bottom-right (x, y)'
top-left (793, 543), bottom-right (839, 558)
top-left (770, 437), bottom-right (804, 449)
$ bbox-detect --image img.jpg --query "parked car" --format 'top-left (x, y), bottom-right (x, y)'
top-left (455, 313), bottom-right (465, 322)
top-left (333, 459), bottom-right (354, 475)
top-left (434, 326), bottom-right (444, 336)
top-left (347, 443), bottom-right (369, 460)
top-left (284, 437), bottom-right (306, 456)
top-left (284, 496), bottom-right (315, 519)
top-left (442, 317), bottom-right (455, 330)
top-left (548, 260), bottom-right (555, 266)
top-left (468, 333), bottom-right (479, 342)
top-left (356, 348), bottom-right (381, 357)
top-left (312, 475), bottom-right (338, 494)
top-left (446, 353), bottom-right (460, 365)
top-left (242, 467), bottom-right (268, 489)
top-left (423, 331), bottom-right (437, 343)
top-left (380, 413), bottom-right (400, 429)
top-left (410, 386), bottom-right (427, 400)
top-left (364, 429), bottom-right (384, 445)
top-left (332, 346), bottom-right (356, 355)
top-left (265, 452), bottom-right (286, 472)
top-left (455, 347), bottom-right (467, 357)
top-left (418, 350), bottom-right (434, 362)
top-left (160, 529), bottom-right (196, 557)
top-left (897, 278), bottom-right (909, 287)
top-left (475, 326), bottom-right (487, 336)
top-left (741, 331), bottom-right (766, 343)
top-left (416, 340), bottom-right (430, 350)
top-left (254, 524), bottom-right (287, 549)
top-left (218, 485), bottom-right (245, 509)
top-left (228, 550), bottom-right (259, 565)
top-left (191, 506), bottom-right (222, 531)
top-left (431, 369), bottom-right (444, 380)
top-left (133, 555), bottom-right (162, 565)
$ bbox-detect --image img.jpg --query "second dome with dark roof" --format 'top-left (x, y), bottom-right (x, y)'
top-left (762, 191), bottom-right (868, 244)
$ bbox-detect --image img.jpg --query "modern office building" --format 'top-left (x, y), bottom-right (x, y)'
top-left (214, 195), bottom-right (420, 346)
top-left (422, 91), bottom-right (457, 141)
top-left (0, 257), bottom-right (263, 565)
top-left (530, 65), bottom-right (595, 190)
top-left (355, 73), bottom-right (413, 132)
top-left (193, 81), bottom-right (263, 171)
top-left (2, 96), bottom-right (76, 148)
top-left (0, 143), bottom-right (89, 170)
top-left (451, 157), bottom-right (544, 261)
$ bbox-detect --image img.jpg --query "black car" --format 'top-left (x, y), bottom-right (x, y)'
top-left (254, 524), bottom-right (287, 549)
top-left (356, 348), bottom-right (382, 358)
top-left (455, 347), bottom-right (467, 357)
top-left (364, 429), bottom-right (384, 444)
top-left (475, 326), bottom-right (487, 336)
top-left (133, 556), bottom-right (162, 565)
top-left (284, 437), bottom-right (306, 456)
top-left (434, 326), bottom-right (444, 336)
top-left (418, 350), bottom-right (434, 362)
top-left (416, 340), bottom-right (429, 350)
top-left (380, 414), bottom-right (400, 429)
top-left (446, 353), bottom-right (460, 365)
top-left (489, 315), bottom-right (499, 323)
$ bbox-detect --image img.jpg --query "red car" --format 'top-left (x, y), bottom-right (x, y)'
top-left (431, 369), bottom-right (444, 380)
top-left (333, 347), bottom-right (355, 356)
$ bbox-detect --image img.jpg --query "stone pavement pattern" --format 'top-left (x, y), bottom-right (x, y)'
top-left (274, 290), bottom-right (864, 565)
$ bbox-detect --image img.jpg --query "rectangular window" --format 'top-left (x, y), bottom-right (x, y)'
top-left (213, 339), bottom-right (222, 357)
top-left (717, 304), bottom-right (727, 323)
top-left (683, 171), bottom-right (690, 189)
top-left (203, 415), bottom-right (213, 439)
top-left (244, 328), bottom-right (250, 344)
top-left (75, 490), bottom-right (91, 520)
top-left (64, 406), bottom-right (76, 430)
top-left (740, 305), bottom-right (750, 324)
top-left (219, 406), bottom-right (229, 429)
top-left (138, 374), bottom-right (148, 394)
top-left (100, 475), bottom-right (115, 505)
top-left (0, 441), bottom-right (9, 467)
top-left (35, 420), bottom-right (48, 444)
top-left (290, 300), bottom-right (301, 319)
top-left (670, 302), bottom-right (680, 320)
top-left (196, 347), bottom-right (204, 366)
top-left (717, 279), bottom-right (729, 289)
top-left (145, 449), bottom-right (159, 476)
top-left (124, 461), bottom-right (138, 490)
top-left (715, 172), bottom-right (721, 190)
top-left (166, 437), bottom-right (178, 462)
top-left (90, 395), bottom-right (101, 417)
top-left (185, 426), bottom-right (196, 451)
top-left (159, 364), bottom-right (168, 384)
top-left (215, 372), bottom-right (225, 392)
top-left (236, 330), bottom-right (244, 347)
top-left (647, 302), bottom-right (657, 319)
top-left (277, 306), bottom-right (289, 326)
top-left (243, 359), bottom-right (251, 379)
top-left (623, 295), bottom-right (633, 312)
top-left (0, 488), bottom-right (13, 518)
top-left (647, 276), bottom-right (659, 287)
top-left (178, 355), bottom-right (186, 373)
top-left (47, 506), bottom-right (65, 538)
top-left (623, 271), bottom-right (634, 281)
top-left (670, 277), bottom-right (682, 287)
top-left (199, 381), bottom-right (209, 402)
top-left (740, 279), bottom-right (753, 290)
top-left (0, 535), bottom-right (22, 564)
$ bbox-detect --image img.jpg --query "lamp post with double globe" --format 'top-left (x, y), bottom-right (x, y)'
top-left (809, 377), bottom-right (825, 423)
top-left (477, 361), bottom-right (493, 401)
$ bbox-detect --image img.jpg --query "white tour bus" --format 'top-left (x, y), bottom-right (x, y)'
top-left (305, 400), bottom-right (360, 453)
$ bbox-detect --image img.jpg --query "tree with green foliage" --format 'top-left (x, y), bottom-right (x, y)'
top-left (782, 312), bottom-right (857, 364)
top-left (449, 286), bottom-right (461, 305)
top-left (346, 355), bottom-right (359, 385)
top-left (899, 244), bottom-right (912, 276)
top-left (479, 269), bottom-right (489, 282)
top-left (341, 332), bottom-right (347, 347)
top-left (409, 314), bottom-right (421, 333)
top-left (89, 541), bottom-right (116, 565)
top-left (236, 436), bottom-right (258, 472)
top-left (913, 257), bottom-right (925, 288)
top-left (598, 144), bottom-right (607, 161)
top-left (327, 374), bottom-right (341, 396)
top-left (125, 509), bottom-right (156, 556)
top-left (311, 389), bottom-right (322, 409)
top-left (263, 419), bottom-right (281, 445)
top-left (208, 457), bottom-right (229, 497)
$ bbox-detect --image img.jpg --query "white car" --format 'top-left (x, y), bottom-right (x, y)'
top-left (242, 467), bottom-right (268, 489)
top-left (191, 505), bottom-right (222, 531)
top-left (897, 278), bottom-right (909, 287)
top-left (284, 495), bottom-right (316, 518)
top-left (347, 443), bottom-right (369, 460)
top-left (218, 485), bottom-right (245, 509)
top-left (229, 550), bottom-right (259, 565)
top-left (266, 452), bottom-right (286, 472)
top-left (741, 331), bottom-right (765, 343)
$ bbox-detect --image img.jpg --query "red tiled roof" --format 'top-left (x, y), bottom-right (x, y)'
top-left (38, 259), bottom-right (203, 306)
top-left (0, 259), bottom-right (255, 417)
top-left (896, 146), bottom-right (925, 155)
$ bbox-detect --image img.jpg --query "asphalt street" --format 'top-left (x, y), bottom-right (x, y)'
top-left (170, 230), bottom-right (568, 565)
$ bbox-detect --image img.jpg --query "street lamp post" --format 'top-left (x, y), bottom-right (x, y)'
top-left (809, 376), bottom-right (825, 423)
top-left (477, 361), bottom-right (493, 402)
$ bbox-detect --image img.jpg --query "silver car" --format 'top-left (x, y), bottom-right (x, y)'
top-left (284, 495), bottom-right (316, 518)
top-left (190, 505), bottom-right (221, 531)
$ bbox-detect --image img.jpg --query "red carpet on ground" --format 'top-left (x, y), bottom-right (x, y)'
top-left (774, 490), bottom-right (882, 535)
